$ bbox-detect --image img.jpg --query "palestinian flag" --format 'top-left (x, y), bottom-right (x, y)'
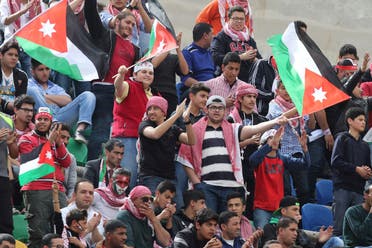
top-left (14, 0), bottom-right (107, 81)
top-left (19, 141), bottom-right (55, 186)
top-left (138, 19), bottom-right (178, 63)
top-left (267, 21), bottom-right (350, 116)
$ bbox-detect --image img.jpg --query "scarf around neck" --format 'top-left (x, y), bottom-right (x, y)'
top-left (95, 186), bottom-right (126, 208)
top-left (223, 23), bottom-right (250, 42)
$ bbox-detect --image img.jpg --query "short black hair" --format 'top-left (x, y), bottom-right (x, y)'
top-left (14, 94), bottom-right (35, 109)
top-left (339, 44), bottom-right (359, 60)
top-left (345, 107), bottom-right (365, 128)
top-left (276, 217), bottom-right (298, 232)
top-left (60, 124), bottom-right (70, 133)
top-left (295, 20), bottom-right (307, 30)
top-left (41, 233), bottom-right (61, 248)
top-left (228, 6), bottom-right (245, 19)
top-left (73, 179), bottom-right (93, 194)
top-left (218, 211), bottom-right (238, 227)
top-left (226, 192), bottom-right (245, 204)
top-left (193, 22), bottom-right (212, 42)
top-left (31, 58), bottom-right (44, 69)
top-left (222, 52), bottom-right (241, 66)
top-left (190, 83), bottom-right (210, 95)
top-left (156, 180), bottom-right (176, 194)
top-left (1, 39), bottom-right (20, 55)
top-left (104, 219), bottom-right (126, 235)
top-left (104, 138), bottom-right (124, 152)
top-left (195, 208), bottom-right (218, 225)
top-left (0, 233), bottom-right (15, 245)
top-left (112, 168), bottom-right (131, 180)
top-left (66, 209), bottom-right (88, 226)
top-left (263, 240), bottom-right (281, 248)
top-left (183, 189), bottom-right (205, 208)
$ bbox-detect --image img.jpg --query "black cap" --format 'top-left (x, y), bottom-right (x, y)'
top-left (273, 196), bottom-right (300, 215)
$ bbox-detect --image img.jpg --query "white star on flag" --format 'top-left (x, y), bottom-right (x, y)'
top-left (156, 39), bottom-right (166, 54)
top-left (312, 87), bottom-right (327, 103)
top-left (39, 20), bottom-right (56, 38)
top-left (46, 151), bottom-right (53, 160)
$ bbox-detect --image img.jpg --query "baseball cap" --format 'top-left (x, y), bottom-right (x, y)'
top-left (35, 107), bottom-right (53, 120)
top-left (206, 95), bottom-right (226, 107)
top-left (273, 196), bottom-right (300, 215)
top-left (260, 129), bottom-right (277, 145)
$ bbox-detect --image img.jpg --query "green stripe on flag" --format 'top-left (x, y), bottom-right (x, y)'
top-left (19, 163), bottom-right (55, 186)
top-left (144, 22), bottom-right (157, 57)
top-left (267, 34), bottom-right (305, 115)
top-left (16, 37), bottom-right (83, 81)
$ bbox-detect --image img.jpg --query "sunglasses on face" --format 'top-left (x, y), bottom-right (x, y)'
top-left (141, 196), bottom-right (154, 203)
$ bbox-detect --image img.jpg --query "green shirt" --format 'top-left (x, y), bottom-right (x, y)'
top-left (343, 204), bottom-right (372, 247)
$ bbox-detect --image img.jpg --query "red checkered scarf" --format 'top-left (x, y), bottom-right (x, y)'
top-left (8, 0), bottom-right (41, 30)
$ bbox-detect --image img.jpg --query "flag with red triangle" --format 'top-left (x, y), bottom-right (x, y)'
top-left (19, 141), bottom-right (56, 186)
top-left (267, 21), bottom-right (350, 116)
top-left (14, 0), bottom-right (107, 81)
top-left (138, 19), bottom-right (178, 63)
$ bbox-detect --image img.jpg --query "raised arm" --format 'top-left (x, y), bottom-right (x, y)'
top-left (240, 116), bottom-right (287, 141)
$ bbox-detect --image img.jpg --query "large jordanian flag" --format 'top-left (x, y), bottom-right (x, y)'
top-left (268, 21), bottom-right (350, 116)
top-left (14, 0), bottom-right (107, 81)
top-left (19, 141), bottom-right (55, 186)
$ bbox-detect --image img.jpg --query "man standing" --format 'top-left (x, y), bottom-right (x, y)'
top-left (0, 40), bottom-right (28, 114)
top-left (178, 95), bottom-right (287, 213)
top-left (19, 107), bottom-right (70, 248)
top-left (138, 96), bottom-right (195, 193)
top-left (173, 208), bottom-right (222, 248)
top-left (61, 179), bottom-right (103, 246)
top-left (0, 109), bottom-right (18, 234)
top-left (343, 184), bottom-right (372, 247)
top-left (27, 59), bottom-right (96, 143)
top-left (84, 139), bottom-right (124, 188)
top-left (92, 168), bottom-right (131, 221)
top-left (205, 52), bottom-right (245, 115)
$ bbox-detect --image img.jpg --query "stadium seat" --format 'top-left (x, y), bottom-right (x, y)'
top-left (301, 203), bottom-right (333, 231)
top-left (316, 179), bottom-right (333, 206)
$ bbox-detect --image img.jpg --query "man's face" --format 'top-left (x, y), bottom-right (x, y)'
top-left (203, 31), bottom-right (214, 47)
top-left (279, 223), bottom-right (298, 247)
top-left (281, 205), bottom-right (301, 222)
top-left (147, 106), bottom-right (166, 124)
top-left (192, 199), bottom-right (207, 213)
top-left (60, 130), bottom-right (70, 146)
top-left (348, 114), bottom-right (366, 133)
top-left (227, 198), bottom-right (245, 218)
top-left (107, 227), bottom-right (127, 248)
top-left (337, 69), bottom-right (356, 81)
top-left (14, 103), bottom-right (34, 124)
top-left (134, 69), bottom-right (154, 87)
top-left (111, 174), bottom-right (130, 196)
top-left (196, 220), bottom-right (218, 241)
top-left (222, 62), bottom-right (240, 85)
top-left (240, 94), bottom-right (257, 111)
top-left (50, 238), bottom-right (64, 248)
top-left (364, 187), bottom-right (372, 206)
top-left (222, 216), bottom-right (241, 240)
top-left (35, 116), bottom-right (52, 133)
top-left (276, 83), bottom-right (291, 102)
top-left (155, 189), bottom-right (175, 209)
top-left (1, 48), bottom-right (19, 69)
top-left (74, 181), bottom-right (94, 210)
top-left (339, 53), bottom-right (358, 65)
top-left (190, 90), bottom-right (209, 110)
top-left (106, 146), bottom-right (124, 168)
top-left (206, 103), bottom-right (225, 124)
top-left (229, 11), bottom-right (246, 31)
top-left (116, 16), bottom-right (136, 38)
top-left (32, 64), bottom-right (51, 84)
top-left (110, 0), bottom-right (128, 10)
top-left (0, 241), bottom-right (15, 248)
top-left (132, 194), bottom-right (153, 211)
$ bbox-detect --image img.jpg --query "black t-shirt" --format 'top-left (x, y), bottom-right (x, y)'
top-left (138, 120), bottom-right (182, 179)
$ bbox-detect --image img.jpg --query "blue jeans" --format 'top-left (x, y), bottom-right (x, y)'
top-left (51, 71), bottom-right (92, 98)
top-left (117, 137), bottom-right (138, 190)
top-left (18, 49), bottom-right (32, 78)
top-left (194, 182), bottom-right (244, 214)
top-left (87, 84), bottom-right (114, 160)
top-left (332, 188), bottom-right (363, 236)
top-left (253, 208), bottom-right (273, 229)
top-left (27, 87), bottom-right (96, 127)
top-left (139, 175), bottom-right (175, 195)
top-left (174, 161), bottom-right (188, 209)
top-left (323, 237), bottom-right (344, 248)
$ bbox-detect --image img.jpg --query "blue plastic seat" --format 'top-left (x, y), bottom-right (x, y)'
top-left (316, 179), bottom-right (333, 206)
top-left (301, 203), bottom-right (333, 231)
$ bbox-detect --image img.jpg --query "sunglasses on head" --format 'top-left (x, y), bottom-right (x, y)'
top-left (141, 196), bottom-right (153, 203)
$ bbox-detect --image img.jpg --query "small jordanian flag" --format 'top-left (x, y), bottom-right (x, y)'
top-left (267, 22), bottom-right (350, 116)
top-left (138, 19), bottom-right (178, 63)
top-left (14, 0), bottom-right (107, 81)
top-left (19, 141), bottom-right (55, 186)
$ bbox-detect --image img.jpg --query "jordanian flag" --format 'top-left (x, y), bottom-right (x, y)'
top-left (14, 0), bottom-right (107, 81)
top-left (19, 141), bottom-right (55, 186)
top-left (268, 21), bottom-right (350, 116)
top-left (138, 19), bottom-right (178, 63)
